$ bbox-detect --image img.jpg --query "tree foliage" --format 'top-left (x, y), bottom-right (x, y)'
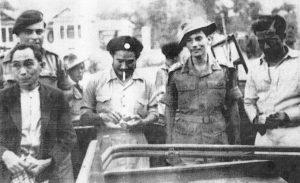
top-left (97, 0), bottom-right (263, 48)
top-left (0, 0), bottom-right (14, 10)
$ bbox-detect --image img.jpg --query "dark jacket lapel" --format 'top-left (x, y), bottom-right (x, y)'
top-left (7, 84), bottom-right (54, 133)
top-left (8, 84), bottom-right (22, 132)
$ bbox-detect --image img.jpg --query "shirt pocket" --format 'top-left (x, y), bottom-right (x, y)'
top-left (135, 98), bottom-right (148, 118)
top-left (207, 80), bottom-right (226, 107)
top-left (176, 81), bottom-right (196, 107)
top-left (96, 94), bottom-right (113, 113)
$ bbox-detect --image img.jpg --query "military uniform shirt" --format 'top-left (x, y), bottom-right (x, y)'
top-left (164, 56), bottom-right (242, 144)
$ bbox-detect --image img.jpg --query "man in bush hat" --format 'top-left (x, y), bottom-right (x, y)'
top-left (81, 36), bottom-right (158, 170)
top-left (0, 10), bottom-right (70, 90)
top-left (163, 17), bottom-right (242, 164)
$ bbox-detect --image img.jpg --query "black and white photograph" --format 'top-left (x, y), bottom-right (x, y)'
top-left (1, 0), bottom-right (300, 182)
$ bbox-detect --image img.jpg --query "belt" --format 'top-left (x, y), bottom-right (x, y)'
top-left (175, 113), bottom-right (224, 124)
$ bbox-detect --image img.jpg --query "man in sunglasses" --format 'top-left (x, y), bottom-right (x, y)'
top-left (0, 10), bottom-right (70, 90)
top-left (244, 15), bottom-right (300, 182)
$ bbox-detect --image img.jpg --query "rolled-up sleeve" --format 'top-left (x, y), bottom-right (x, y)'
top-left (244, 69), bottom-right (259, 123)
top-left (147, 81), bottom-right (158, 117)
top-left (82, 78), bottom-right (98, 111)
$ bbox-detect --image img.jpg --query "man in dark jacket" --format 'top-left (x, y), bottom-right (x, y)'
top-left (0, 43), bottom-right (76, 183)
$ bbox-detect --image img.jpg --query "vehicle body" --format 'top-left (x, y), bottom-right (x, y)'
top-left (76, 140), bottom-right (300, 183)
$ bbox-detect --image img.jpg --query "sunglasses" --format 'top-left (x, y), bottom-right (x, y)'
top-left (23, 29), bottom-right (45, 35)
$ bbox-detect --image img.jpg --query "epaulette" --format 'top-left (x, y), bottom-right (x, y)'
top-left (168, 62), bottom-right (183, 73)
top-left (44, 49), bottom-right (58, 57)
top-left (218, 62), bottom-right (236, 72)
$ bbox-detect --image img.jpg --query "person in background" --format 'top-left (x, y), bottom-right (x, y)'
top-left (145, 42), bottom-right (182, 167)
top-left (244, 15), bottom-right (300, 182)
top-left (64, 53), bottom-right (86, 123)
top-left (0, 10), bottom-right (70, 90)
top-left (81, 36), bottom-right (158, 170)
top-left (64, 53), bottom-right (96, 178)
top-left (0, 43), bottom-right (76, 183)
top-left (163, 17), bottom-right (242, 165)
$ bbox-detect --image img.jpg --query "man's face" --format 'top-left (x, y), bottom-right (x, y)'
top-left (185, 31), bottom-right (209, 59)
top-left (256, 30), bottom-right (284, 59)
top-left (18, 21), bottom-right (45, 48)
top-left (112, 50), bottom-right (136, 80)
top-left (12, 48), bottom-right (42, 90)
top-left (68, 62), bottom-right (85, 83)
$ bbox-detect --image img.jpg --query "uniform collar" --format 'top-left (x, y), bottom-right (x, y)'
top-left (259, 46), bottom-right (298, 66)
top-left (181, 54), bottom-right (221, 77)
top-left (161, 63), bottom-right (169, 71)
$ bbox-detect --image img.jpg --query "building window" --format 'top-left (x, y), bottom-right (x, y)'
top-left (8, 28), bottom-right (13, 42)
top-left (60, 26), bottom-right (64, 39)
top-left (78, 25), bottom-right (81, 38)
top-left (1, 28), bottom-right (6, 42)
top-left (47, 28), bottom-right (54, 43)
top-left (67, 25), bottom-right (75, 39)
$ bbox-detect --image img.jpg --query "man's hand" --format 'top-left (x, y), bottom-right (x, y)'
top-left (2, 151), bottom-right (29, 174)
top-left (99, 111), bottom-right (122, 124)
top-left (121, 115), bottom-right (145, 130)
top-left (253, 115), bottom-right (266, 136)
top-left (26, 157), bottom-right (52, 176)
top-left (265, 112), bottom-right (290, 129)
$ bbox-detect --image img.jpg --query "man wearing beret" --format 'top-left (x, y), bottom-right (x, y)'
top-left (244, 14), bottom-right (300, 182)
top-left (164, 17), bottom-right (242, 164)
top-left (81, 36), bottom-right (158, 170)
top-left (0, 10), bottom-right (70, 90)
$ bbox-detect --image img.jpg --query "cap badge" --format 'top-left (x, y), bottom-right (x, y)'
top-left (124, 43), bottom-right (131, 49)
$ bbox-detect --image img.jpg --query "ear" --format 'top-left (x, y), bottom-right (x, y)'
top-left (207, 35), bottom-right (213, 46)
top-left (40, 61), bottom-right (45, 68)
top-left (280, 33), bottom-right (286, 41)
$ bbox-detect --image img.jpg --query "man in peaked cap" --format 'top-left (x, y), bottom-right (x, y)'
top-left (0, 10), bottom-right (70, 90)
top-left (163, 17), bottom-right (242, 165)
top-left (81, 36), bottom-right (158, 170)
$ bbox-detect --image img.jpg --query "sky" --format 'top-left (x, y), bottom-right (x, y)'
top-left (7, 0), bottom-right (300, 21)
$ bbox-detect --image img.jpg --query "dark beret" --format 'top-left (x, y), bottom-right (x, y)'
top-left (252, 14), bottom-right (286, 36)
top-left (107, 36), bottom-right (143, 58)
top-left (12, 10), bottom-right (46, 35)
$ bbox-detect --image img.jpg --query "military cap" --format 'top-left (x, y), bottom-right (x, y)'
top-left (107, 36), bottom-right (143, 58)
top-left (12, 10), bottom-right (46, 35)
top-left (177, 17), bottom-right (217, 47)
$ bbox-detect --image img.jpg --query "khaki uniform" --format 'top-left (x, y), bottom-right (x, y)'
top-left (164, 56), bottom-right (242, 145)
top-left (68, 84), bottom-right (85, 122)
top-left (0, 48), bottom-right (70, 90)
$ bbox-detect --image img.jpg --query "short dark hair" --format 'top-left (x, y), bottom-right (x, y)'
top-left (10, 43), bottom-right (43, 63)
top-left (161, 42), bottom-right (183, 60)
top-left (251, 15), bottom-right (286, 39)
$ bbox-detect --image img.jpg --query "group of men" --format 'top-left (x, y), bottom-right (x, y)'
top-left (1, 8), bottom-right (300, 183)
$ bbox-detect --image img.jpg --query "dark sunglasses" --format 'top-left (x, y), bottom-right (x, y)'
top-left (23, 29), bottom-right (44, 35)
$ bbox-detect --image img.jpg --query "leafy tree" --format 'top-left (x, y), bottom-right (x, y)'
top-left (271, 3), bottom-right (298, 49)
top-left (0, 0), bottom-right (14, 10)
